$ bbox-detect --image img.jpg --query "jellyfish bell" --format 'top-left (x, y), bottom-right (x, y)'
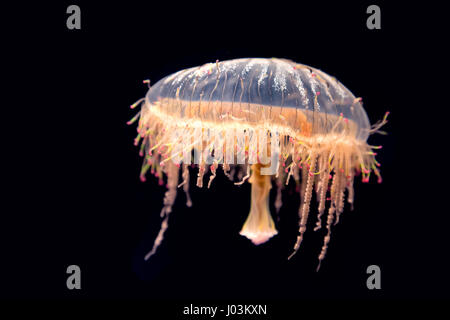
top-left (128, 58), bottom-right (388, 270)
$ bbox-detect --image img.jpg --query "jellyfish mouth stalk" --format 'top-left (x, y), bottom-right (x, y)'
top-left (239, 163), bottom-right (278, 245)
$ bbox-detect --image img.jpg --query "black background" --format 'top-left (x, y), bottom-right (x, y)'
top-left (2, 0), bottom-right (448, 312)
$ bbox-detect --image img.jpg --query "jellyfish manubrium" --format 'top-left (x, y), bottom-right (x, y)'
top-left (128, 58), bottom-right (388, 270)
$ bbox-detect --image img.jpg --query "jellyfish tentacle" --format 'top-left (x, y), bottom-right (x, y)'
top-left (223, 163), bottom-right (233, 181)
top-left (274, 177), bottom-right (283, 216)
top-left (316, 202), bottom-right (336, 271)
top-left (178, 164), bottom-right (192, 207)
top-left (234, 164), bottom-right (250, 185)
top-left (144, 215), bottom-right (169, 261)
top-left (298, 162), bottom-right (308, 216)
top-left (285, 163), bottom-right (295, 185)
top-left (130, 97), bottom-right (145, 110)
top-left (145, 162), bottom-right (179, 261)
top-left (288, 154), bottom-right (317, 260)
top-left (334, 174), bottom-right (346, 225)
top-left (369, 111), bottom-right (389, 134)
top-left (207, 161), bottom-right (218, 188)
top-left (315, 153), bottom-right (331, 231)
top-left (334, 153), bottom-right (347, 226)
top-left (316, 170), bottom-right (339, 270)
top-left (196, 163), bottom-right (205, 188)
top-left (347, 172), bottom-right (355, 211)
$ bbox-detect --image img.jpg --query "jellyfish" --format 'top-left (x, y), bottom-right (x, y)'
top-left (128, 58), bottom-right (388, 270)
